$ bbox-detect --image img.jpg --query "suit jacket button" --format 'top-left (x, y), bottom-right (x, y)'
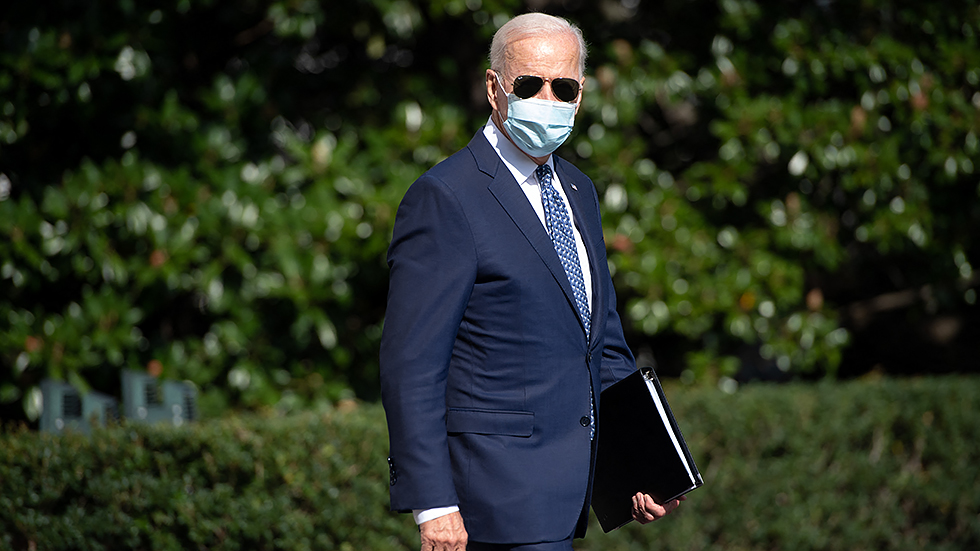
top-left (580, 416), bottom-right (590, 427)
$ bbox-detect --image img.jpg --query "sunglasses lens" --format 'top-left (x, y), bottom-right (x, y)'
top-left (513, 75), bottom-right (544, 99)
top-left (552, 79), bottom-right (580, 102)
top-left (510, 75), bottom-right (581, 102)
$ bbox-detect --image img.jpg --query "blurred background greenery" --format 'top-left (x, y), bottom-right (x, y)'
top-left (1, 0), bottom-right (978, 423)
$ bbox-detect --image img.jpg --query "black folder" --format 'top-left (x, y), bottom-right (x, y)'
top-left (591, 366), bottom-right (704, 532)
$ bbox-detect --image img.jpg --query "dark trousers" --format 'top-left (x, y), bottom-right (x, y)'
top-left (466, 538), bottom-right (574, 551)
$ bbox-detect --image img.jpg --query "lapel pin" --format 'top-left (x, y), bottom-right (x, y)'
top-left (571, 183), bottom-right (578, 191)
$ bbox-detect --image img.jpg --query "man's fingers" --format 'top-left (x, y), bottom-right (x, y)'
top-left (420, 512), bottom-right (468, 551)
top-left (632, 492), bottom-right (661, 524)
top-left (421, 534), bottom-right (467, 550)
top-left (632, 492), bottom-right (683, 524)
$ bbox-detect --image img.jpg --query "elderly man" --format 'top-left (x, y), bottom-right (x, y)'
top-left (380, 12), bottom-right (681, 551)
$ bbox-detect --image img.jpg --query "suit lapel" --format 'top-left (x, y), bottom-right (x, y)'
top-left (469, 133), bottom-right (582, 327)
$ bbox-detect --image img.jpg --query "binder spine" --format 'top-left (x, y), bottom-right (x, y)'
top-left (641, 367), bottom-right (704, 486)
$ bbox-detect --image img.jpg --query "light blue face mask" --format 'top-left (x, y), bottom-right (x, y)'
top-left (497, 74), bottom-right (578, 158)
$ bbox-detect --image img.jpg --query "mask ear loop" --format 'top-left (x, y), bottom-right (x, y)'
top-left (492, 71), bottom-right (512, 128)
top-left (494, 71), bottom-right (509, 97)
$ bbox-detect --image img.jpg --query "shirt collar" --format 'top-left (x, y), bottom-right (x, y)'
top-left (482, 117), bottom-right (554, 185)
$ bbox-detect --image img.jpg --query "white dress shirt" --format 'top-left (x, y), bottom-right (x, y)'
top-left (413, 119), bottom-right (594, 526)
top-left (481, 118), bottom-right (593, 309)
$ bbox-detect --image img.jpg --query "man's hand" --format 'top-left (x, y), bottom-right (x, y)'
top-left (631, 492), bottom-right (685, 524)
top-left (420, 511), bottom-right (468, 551)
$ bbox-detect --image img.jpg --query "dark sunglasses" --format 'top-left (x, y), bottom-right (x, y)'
top-left (507, 74), bottom-right (581, 103)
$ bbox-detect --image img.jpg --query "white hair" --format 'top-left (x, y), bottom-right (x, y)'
top-left (489, 13), bottom-right (587, 78)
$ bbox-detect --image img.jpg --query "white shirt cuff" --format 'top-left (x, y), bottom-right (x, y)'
top-left (412, 506), bottom-right (460, 525)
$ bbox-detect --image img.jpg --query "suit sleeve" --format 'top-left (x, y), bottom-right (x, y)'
top-left (598, 270), bottom-right (636, 391)
top-left (380, 173), bottom-right (477, 512)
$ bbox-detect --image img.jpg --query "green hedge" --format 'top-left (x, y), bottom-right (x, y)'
top-left (3, 376), bottom-right (979, 550)
top-left (0, 401), bottom-right (415, 551)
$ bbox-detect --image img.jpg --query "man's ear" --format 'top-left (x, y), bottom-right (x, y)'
top-left (486, 69), bottom-right (499, 109)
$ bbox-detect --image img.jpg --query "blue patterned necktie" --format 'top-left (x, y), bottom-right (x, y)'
top-left (537, 163), bottom-right (594, 439)
top-left (536, 164), bottom-right (591, 339)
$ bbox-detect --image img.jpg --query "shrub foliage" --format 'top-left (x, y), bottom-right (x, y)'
top-left (2, 377), bottom-right (978, 550)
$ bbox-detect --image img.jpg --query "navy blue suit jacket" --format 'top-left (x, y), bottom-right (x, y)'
top-left (380, 129), bottom-right (636, 543)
